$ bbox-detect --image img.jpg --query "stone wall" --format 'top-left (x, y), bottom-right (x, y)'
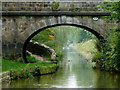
top-left (0, 71), bottom-right (10, 83)
top-left (2, 15), bottom-right (117, 62)
top-left (2, 2), bottom-right (109, 11)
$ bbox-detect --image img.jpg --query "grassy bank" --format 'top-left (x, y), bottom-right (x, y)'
top-left (75, 39), bottom-right (97, 60)
top-left (2, 59), bottom-right (57, 80)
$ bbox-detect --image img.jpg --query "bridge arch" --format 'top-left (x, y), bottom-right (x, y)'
top-left (23, 23), bottom-right (104, 63)
top-left (2, 2), bottom-right (117, 63)
top-left (2, 15), bottom-right (115, 63)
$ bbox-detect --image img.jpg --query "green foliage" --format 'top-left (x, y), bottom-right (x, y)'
top-left (77, 29), bottom-right (93, 43)
top-left (32, 26), bottom-right (94, 56)
top-left (93, 2), bottom-right (120, 72)
top-left (52, 2), bottom-right (60, 11)
top-left (92, 39), bottom-right (103, 63)
top-left (97, 2), bottom-right (120, 22)
top-left (76, 39), bottom-right (98, 60)
top-left (92, 51), bottom-right (101, 62)
top-left (2, 59), bottom-right (56, 71)
top-left (70, 4), bottom-right (81, 12)
top-left (27, 55), bottom-right (38, 63)
top-left (31, 26), bottom-right (95, 65)
top-left (56, 52), bottom-right (64, 61)
top-left (2, 59), bottom-right (26, 71)
top-left (2, 59), bottom-right (57, 80)
top-left (43, 39), bottom-right (55, 49)
top-left (32, 28), bottom-right (54, 43)
top-left (100, 30), bottom-right (120, 71)
top-left (32, 28), bottom-right (55, 50)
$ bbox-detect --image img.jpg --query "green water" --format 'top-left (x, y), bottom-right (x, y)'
top-left (2, 47), bottom-right (120, 88)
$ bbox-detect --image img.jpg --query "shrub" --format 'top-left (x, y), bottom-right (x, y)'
top-left (27, 55), bottom-right (38, 63)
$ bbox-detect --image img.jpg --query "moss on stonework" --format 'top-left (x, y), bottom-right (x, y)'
top-left (52, 2), bottom-right (60, 11)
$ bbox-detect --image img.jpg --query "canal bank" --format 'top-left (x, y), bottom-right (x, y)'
top-left (1, 59), bottom-right (58, 83)
top-left (75, 39), bottom-right (97, 60)
top-left (2, 46), bottom-right (120, 88)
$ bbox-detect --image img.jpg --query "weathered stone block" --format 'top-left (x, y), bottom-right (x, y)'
top-left (61, 16), bottom-right (67, 24)
top-left (57, 16), bottom-right (61, 24)
top-left (66, 16), bottom-right (73, 24)
top-left (47, 16), bottom-right (57, 26)
top-left (39, 19), bottom-right (47, 28)
top-left (83, 17), bottom-right (89, 26)
top-left (73, 17), bottom-right (80, 25)
top-left (86, 17), bottom-right (93, 29)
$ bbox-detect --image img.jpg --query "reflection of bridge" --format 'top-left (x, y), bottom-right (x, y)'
top-left (2, 1), bottom-right (118, 62)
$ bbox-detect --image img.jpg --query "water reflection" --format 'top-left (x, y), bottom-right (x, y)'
top-left (2, 46), bottom-right (120, 88)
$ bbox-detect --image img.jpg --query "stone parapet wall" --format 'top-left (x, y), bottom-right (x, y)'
top-left (2, 2), bottom-right (109, 11)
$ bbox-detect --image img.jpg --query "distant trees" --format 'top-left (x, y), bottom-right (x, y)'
top-left (32, 28), bottom-right (55, 43)
top-left (31, 26), bottom-right (94, 54)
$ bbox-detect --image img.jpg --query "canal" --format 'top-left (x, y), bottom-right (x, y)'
top-left (2, 46), bottom-right (120, 88)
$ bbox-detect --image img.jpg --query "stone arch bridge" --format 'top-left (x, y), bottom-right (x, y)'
top-left (1, 1), bottom-right (118, 62)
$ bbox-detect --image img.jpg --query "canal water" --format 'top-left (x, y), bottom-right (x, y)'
top-left (2, 46), bottom-right (120, 88)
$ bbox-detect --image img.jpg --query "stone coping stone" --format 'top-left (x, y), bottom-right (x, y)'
top-left (2, 11), bottom-right (111, 16)
top-left (1, 0), bottom-right (117, 2)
